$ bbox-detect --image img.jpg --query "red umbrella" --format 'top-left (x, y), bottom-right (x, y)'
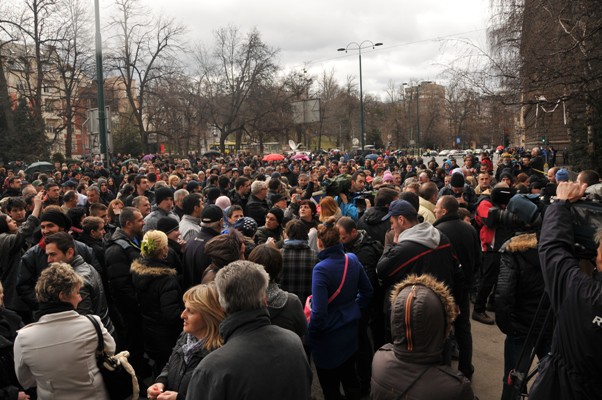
top-left (496, 145), bottom-right (504, 151)
top-left (291, 153), bottom-right (309, 161)
top-left (263, 153), bottom-right (285, 161)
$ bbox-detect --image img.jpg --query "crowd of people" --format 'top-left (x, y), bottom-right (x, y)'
top-left (0, 146), bottom-right (600, 400)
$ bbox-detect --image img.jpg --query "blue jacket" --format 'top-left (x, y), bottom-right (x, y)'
top-left (307, 243), bottom-right (373, 369)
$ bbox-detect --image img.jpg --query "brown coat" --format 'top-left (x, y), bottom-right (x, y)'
top-left (371, 274), bottom-right (475, 400)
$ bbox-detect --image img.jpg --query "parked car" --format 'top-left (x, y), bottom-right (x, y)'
top-left (438, 150), bottom-right (450, 157)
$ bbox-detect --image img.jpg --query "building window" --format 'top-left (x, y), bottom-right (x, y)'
top-left (43, 85), bottom-right (51, 93)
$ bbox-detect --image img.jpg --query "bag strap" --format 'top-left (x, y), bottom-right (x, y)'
top-left (396, 365), bottom-right (430, 399)
top-left (328, 254), bottom-right (348, 303)
top-left (85, 315), bottom-right (104, 353)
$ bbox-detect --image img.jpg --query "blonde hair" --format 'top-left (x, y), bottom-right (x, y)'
top-left (141, 230), bottom-right (168, 258)
top-left (35, 262), bottom-right (84, 304)
top-left (168, 175), bottom-right (180, 187)
top-left (183, 284), bottom-right (225, 351)
top-left (319, 197), bottom-right (342, 222)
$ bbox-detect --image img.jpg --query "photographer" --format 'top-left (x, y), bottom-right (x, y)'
top-left (530, 182), bottom-right (602, 399)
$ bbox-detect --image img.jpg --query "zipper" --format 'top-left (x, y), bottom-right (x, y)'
top-left (405, 285), bottom-right (416, 351)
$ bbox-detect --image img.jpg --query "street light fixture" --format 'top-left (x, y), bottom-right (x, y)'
top-left (338, 41), bottom-right (383, 150)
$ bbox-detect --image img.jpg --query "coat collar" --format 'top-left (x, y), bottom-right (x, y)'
top-left (219, 308), bottom-right (271, 343)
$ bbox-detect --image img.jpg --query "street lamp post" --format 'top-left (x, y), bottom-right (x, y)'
top-left (338, 41), bottom-right (382, 150)
top-left (94, 0), bottom-right (108, 166)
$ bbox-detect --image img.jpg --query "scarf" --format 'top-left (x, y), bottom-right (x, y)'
top-left (34, 301), bottom-right (74, 321)
top-left (182, 333), bottom-right (206, 365)
top-left (266, 282), bottom-right (288, 309)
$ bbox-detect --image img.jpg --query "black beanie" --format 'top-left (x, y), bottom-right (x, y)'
top-left (156, 216), bottom-right (179, 234)
top-left (267, 207), bottom-right (284, 225)
top-left (154, 187), bottom-right (173, 205)
top-left (40, 210), bottom-right (71, 231)
top-left (450, 173), bottom-right (465, 188)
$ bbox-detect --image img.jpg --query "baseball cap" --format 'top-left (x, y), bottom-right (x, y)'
top-left (381, 200), bottom-right (418, 221)
top-left (202, 205), bottom-right (224, 223)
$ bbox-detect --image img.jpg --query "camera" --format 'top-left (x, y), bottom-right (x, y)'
top-left (569, 196), bottom-right (602, 259)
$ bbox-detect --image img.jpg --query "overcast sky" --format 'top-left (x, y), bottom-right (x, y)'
top-left (100, 0), bottom-right (490, 99)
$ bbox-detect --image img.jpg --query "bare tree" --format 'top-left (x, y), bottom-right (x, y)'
top-left (0, 0), bottom-right (62, 158)
top-left (108, 0), bottom-right (186, 153)
top-left (49, 0), bottom-right (94, 157)
top-left (196, 26), bottom-right (279, 153)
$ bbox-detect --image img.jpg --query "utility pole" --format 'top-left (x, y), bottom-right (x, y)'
top-left (94, 0), bottom-right (108, 166)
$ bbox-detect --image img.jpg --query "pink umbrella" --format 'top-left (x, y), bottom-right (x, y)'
top-left (496, 145), bottom-right (504, 151)
top-left (142, 154), bottom-right (154, 161)
top-left (291, 153), bottom-right (309, 161)
top-left (262, 153), bottom-right (285, 162)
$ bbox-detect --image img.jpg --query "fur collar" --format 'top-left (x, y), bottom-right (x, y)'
top-left (505, 233), bottom-right (538, 253)
top-left (131, 258), bottom-right (177, 277)
top-left (389, 273), bottom-right (456, 336)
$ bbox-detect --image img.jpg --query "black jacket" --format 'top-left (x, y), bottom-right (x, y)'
top-left (343, 230), bottom-right (383, 290)
top-left (70, 255), bottom-right (115, 336)
top-left (245, 195), bottom-right (269, 227)
top-left (131, 257), bottom-right (182, 363)
top-left (186, 308), bottom-right (312, 400)
top-left (17, 239), bottom-right (100, 311)
top-left (377, 223), bottom-right (461, 300)
top-left (358, 206), bottom-right (390, 246)
top-left (155, 332), bottom-right (212, 400)
top-left (228, 189), bottom-right (248, 209)
top-left (0, 215), bottom-right (39, 313)
top-left (104, 229), bottom-right (141, 318)
top-left (495, 233), bottom-right (552, 338)
top-left (0, 308), bottom-right (24, 400)
top-left (433, 214), bottom-right (481, 288)
top-left (530, 201), bottom-right (602, 400)
top-left (181, 227), bottom-right (220, 291)
top-left (77, 232), bottom-right (105, 271)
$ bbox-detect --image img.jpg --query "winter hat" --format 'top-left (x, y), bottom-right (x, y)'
top-left (555, 168), bottom-right (569, 182)
top-left (154, 187), bottom-right (173, 205)
top-left (97, 178), bottom-right (107, 186)
top-left (40, 210), bottom-right (71, 231)
top-left (233, 217), bottom-right (258, 237)
top-left (202, 205), bottom-right (224, 224)
top-left (383, 172), bottom-right (394, 182)
top-left (450, 173), bottom-right (465, 188)
top-left (499, 172), bottom-right (515, 183)
top-left (31, 180), bottom-right (43, 188)
top-left (186, 180), bottom-right (200, 192)
top-left (156, 216), bottom-right (179, 234)
top-left (267, 207), bottom-right (284, 225)
top-left (215, 196), bottom-right (231, 210)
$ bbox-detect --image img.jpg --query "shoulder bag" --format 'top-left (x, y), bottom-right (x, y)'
top-left (85, 315), bottom-right (137, 400)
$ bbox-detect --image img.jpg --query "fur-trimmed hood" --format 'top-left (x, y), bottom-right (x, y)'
top-left (131, 257), bottom-right (177, 277)
top-left (389, 274), bottom-right (457, 364)
top-left (502, 232), bottom-right (538, 253)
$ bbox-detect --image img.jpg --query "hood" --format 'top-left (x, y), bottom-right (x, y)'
top-left (398, 222), bottom-right (441, 249)
top-left (389, 274), bottom-right (456, 363)
top-left (108, 228), bottom-right (135, 243)
top-left (502, 232), bottom-right (538, 253)
top-left (362, 206), bottom-right (389, 225)
top-left (131, 257), bottom-right (177, 277)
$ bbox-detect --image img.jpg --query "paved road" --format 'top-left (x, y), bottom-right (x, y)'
top-left (310, 312), bottom-right (507, 400)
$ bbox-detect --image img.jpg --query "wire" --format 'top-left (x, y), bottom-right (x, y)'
top-left (289, 28), bottom-right (486, 71)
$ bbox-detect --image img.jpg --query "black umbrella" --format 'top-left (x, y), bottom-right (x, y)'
top-left (203, 151), bottom-right (222, 157)
top-left (25, 161), bottom-right (54, 176)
